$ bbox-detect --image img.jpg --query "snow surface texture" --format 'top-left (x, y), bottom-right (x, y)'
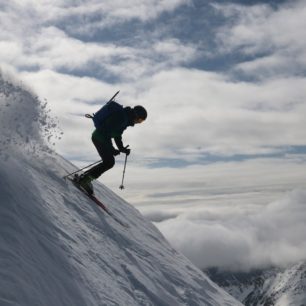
top-left (0, 74), bottom-right (241, 306)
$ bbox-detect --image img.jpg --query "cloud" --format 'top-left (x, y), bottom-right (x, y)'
top-left (0, 41), bottom-right (23, 64)
top-left (1, 0), bottom-right (198, 83)
top-left (1, 14), bottom-right (199, 82)
top-left (214, 1), bottom-right (306, 78)
top-left (5, 0), bottom-right (191, 30)
top-left (103, 155), bottom-right (306, 271)
top-left (152, 38), bottom-right (199, 64)
top-left (156, 188), bottom-right (306, 271)
top-left (103, 156), bottom-right (306, 208)
top-left (0, 25), bottom-right (138, 76)
top-left (144, 211), bottom-right (178, 223)
top-left (132, 68), bottom-right (306, 158)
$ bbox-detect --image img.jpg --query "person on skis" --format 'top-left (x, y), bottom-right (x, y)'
top-left (77, 104), bottom-right (147, 194)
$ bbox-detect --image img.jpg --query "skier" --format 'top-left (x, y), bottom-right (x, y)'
top-left (77, 104), bottom-right (147, 194)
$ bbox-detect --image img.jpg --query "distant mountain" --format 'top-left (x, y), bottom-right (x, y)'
top-left (206, 262), bottom-right (306, 305)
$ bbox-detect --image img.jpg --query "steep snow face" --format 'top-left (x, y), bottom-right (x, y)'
top-left (0, 74), bottom-right (241, 306)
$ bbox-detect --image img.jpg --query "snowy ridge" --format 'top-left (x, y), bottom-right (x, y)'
top-left (0, 74), bottom-right (241, 306)
top-left (206, 262), bottom-right (306, 306)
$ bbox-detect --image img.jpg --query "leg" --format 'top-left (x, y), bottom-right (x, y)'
top-left (85, 137), bottom-right (115, 179)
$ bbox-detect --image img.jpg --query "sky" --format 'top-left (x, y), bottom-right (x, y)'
top-left (1, 0), bottom-right (306, 271)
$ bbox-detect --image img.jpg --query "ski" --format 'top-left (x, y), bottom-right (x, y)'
top-left (67, 177), bottom-right (129, 228)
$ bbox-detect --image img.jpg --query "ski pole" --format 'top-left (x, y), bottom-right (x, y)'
top-left (63, 159), bottom-right (101, 179)
top-left (119, 153), bottom-right (128, 190)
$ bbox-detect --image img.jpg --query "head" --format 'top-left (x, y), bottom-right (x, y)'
top-left (133, 105), bottom-right (147, 124)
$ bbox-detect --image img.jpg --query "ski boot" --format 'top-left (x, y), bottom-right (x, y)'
top-left (74, 173), bottom-right (95, 195)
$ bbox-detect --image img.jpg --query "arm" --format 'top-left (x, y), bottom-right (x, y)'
top-left (114, 136), bottom-right (124, 151)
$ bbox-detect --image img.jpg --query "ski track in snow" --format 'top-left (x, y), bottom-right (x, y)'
top-left (0, 73), bottom-right (241, 305)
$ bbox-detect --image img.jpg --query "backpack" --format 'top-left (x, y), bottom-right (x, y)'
top-left (85, 91), bottom-right (123, 129)
top-left (92, 101), bottom-right (124, 128)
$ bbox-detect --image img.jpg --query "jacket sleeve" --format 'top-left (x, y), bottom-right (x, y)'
top-left (114, 136), bottom-right (124, 151)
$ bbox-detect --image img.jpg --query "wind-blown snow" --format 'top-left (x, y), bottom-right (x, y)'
top-left (0, 73), bottom-right (241, 306)
top-left (0, 72), bottom-right (62, 159)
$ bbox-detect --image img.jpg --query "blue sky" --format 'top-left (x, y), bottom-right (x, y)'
top-left (1, 0), bottom-right (306, 271)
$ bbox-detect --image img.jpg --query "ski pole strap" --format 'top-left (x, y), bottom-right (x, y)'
top-left (85, 114), bottom-right (94, 119)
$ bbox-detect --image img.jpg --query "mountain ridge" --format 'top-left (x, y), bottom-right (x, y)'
top-left (206, 261), bottom-right (306, 306)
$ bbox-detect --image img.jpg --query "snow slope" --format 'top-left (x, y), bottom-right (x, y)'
top-left (0, 73), bottom-right (241, 306)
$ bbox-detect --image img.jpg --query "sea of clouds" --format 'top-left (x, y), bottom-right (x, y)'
top-left (157, 188), bottom-right (306, 271)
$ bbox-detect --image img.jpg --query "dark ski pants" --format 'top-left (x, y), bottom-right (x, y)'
top-left (85, 136), bottom-right (115, 179)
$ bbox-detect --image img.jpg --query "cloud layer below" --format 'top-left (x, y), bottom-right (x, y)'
top-left (157, 188), bottom-right (306, 271)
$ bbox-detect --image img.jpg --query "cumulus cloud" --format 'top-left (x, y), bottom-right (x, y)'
top-left (157, 188), bottom-right (306, 271)
top-left (214, 1), bottom-right (306, 78)
top-left (2, 0), bottom-right (191, 33)
top-left (132, 68), bottom-right (306, 159)
top-left (1, 4), bottom-right (199, 81)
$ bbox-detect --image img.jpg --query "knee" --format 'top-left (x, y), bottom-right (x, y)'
top-left (104, 157), bottom-right (115, 170)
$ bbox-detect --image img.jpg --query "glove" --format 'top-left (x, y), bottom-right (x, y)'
top-left (112, 149), bottom-right (120, 156)
top-left (121, 146), bottom-right (131, 156)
